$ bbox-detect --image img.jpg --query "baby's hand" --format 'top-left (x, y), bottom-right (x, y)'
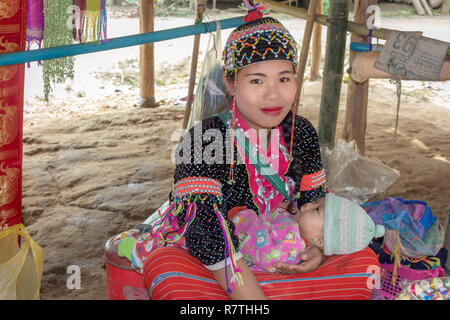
top-left (274, 246), bottom-right (324, 274)
top-left (287, 201), bottom-right (298, 214)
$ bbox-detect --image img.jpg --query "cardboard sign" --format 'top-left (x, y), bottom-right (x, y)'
top-left (375, 31), bottom-right (422, 77)
top-left (375, 31), bottom-right (448, 81)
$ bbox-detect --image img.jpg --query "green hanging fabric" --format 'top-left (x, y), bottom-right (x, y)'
top-left (42, 0), bottom-right (75, 101)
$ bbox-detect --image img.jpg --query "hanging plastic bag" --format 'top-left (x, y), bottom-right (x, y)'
top-left (0, 223), bottom-right (44, 300)
top-left (323, 139), bottom-right (400, 204)
top-left (186, 21), bottom-right (229, 130)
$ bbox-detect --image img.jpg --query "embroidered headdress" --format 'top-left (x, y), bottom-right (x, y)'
top-left (222, 1), bottom-right (298, 74)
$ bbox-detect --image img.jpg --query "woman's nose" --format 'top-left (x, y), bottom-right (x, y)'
top-left (263, 82), bottom-right (281, 100)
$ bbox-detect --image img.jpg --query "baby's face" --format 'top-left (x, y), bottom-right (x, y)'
top-left (294, 197), bottom-right (325, 248)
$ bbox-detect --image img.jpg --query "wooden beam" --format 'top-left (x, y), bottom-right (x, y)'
top-left (317, 0), bottom-right (349, 150)
top-left (137, 0), bottom-right (157, 108)
top-left (342, 0), bottom-right (378, 155)
top-left (295, 0), bottom-right (319, 109)
top-left (182, 0), bottom-right (206, 129)
top-left (309, 0), bottom-right (323, 82)
top-left (259, 0), bottom-right (450, 57)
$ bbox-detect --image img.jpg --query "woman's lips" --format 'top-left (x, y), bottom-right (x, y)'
top-left (261, 107), bottom-right (283, 115)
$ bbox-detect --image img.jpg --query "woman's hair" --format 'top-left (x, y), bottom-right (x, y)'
top-left (280, 110), bottom-right (302, 197)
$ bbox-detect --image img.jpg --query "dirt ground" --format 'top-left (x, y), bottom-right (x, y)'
top-left (20, 4), bottom-right (450, 300)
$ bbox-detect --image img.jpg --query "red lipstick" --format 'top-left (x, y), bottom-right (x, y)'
top-left (261, 107), bottom-right (283, 115)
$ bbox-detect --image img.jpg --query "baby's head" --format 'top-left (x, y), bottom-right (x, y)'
top-left (294, 197), bottom-right (325, 250)
top-left (294, 193), bottom-right (385, 255)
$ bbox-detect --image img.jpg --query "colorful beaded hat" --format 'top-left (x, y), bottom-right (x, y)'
top-left (222, 1), bottom-right (298, 74)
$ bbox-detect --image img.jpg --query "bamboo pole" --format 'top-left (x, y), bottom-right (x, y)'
top-left (310, 0), bottom-right (323, 82)
top-left (182, 0), bottom-right (206, 130)
top-left (137, 0), bottom-right (157, 108)
top-left (0, 17), bottom-right (245, 67)
top-left (317, 0), bottom-right (349, 150)
top-left (295, 0), bottom-right (319, 109)
top-left (259, 0), bottom-right (450, 57)
top-left (342, 0), bottom-right (378, 155)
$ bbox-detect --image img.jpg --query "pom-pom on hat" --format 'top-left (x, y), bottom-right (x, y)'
top-left (323, 193), bottom-right (385, 256)
top-left (222, 1), bottom-right (298, 74)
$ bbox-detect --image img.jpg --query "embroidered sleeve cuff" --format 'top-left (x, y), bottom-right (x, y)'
top-left (299, 168), bottom-right (326, 191)
top-left (203, 252), bottom-right (243, 271)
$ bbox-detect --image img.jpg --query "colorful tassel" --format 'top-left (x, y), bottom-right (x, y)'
top-left (241, 0), bottom-right (270, 23)
top-left (99, 0), bottom-right (108, 43)
top-left (213, 202), bottom-right (244, 293)
top-left (73, 0), bottom-right (86, 43)
top-left (391, 231), bottom-right (402, 286)
top-left (26, 0), bottom-right (44, 51)
top-left (85, 0), bottom-right (101, 43)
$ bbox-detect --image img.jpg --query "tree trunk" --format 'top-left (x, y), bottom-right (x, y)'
top-left (317, 0), bottom-right (349, 150)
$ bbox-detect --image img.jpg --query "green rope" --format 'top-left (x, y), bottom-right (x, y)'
top-left (42, 0), bottom-right (75, 101)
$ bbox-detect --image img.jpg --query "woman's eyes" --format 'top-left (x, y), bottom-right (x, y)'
top-left (250, 79), bottom-right (263, 84)
top-left (249, 77), bottom-right (291, 84)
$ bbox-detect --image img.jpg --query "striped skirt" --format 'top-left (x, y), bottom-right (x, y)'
top-left (143, 246), bottom-right (380, 300)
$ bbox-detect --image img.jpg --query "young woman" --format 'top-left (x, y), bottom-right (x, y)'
top-left (142, 3), bottom-right (379, 300)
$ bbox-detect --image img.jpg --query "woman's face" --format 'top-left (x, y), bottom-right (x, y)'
top-left (224, 60), bottom-right (297, 133)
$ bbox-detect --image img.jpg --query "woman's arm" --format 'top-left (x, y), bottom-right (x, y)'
top-left (211, 259), bottom-right (267, 300)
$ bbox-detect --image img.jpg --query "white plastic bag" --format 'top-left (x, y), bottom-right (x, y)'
top-left (187, 22), bottom-right (229, 130)
top-left (0, 223), bottom-right (44, 300)
top-left (323, 139), bottom-right (400, 204)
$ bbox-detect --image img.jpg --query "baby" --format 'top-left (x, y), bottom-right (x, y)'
top-left (232, 193), bottom-right (385, 272)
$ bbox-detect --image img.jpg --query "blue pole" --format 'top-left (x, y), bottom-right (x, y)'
top-left (0, 16), bottom-right (245, 67)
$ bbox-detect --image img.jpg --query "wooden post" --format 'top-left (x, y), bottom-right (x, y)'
top-left (342, 0), bottom-right (378, 155)
top-left (317, 0), bottom-right (349, 150)
top-left (295, 0), bottom-right (319, 109)
top-left (137, 0), bottom-right (157, 108)
top-left (182, 0), bottom-right (206, 130)
top-left (310, 0), bottom-right (323, 81)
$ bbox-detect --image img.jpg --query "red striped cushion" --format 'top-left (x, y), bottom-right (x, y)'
top-left (143, 246), bottom-right (379, 300)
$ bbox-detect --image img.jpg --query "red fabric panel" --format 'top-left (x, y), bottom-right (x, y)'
top-left (143, 246), bottom-right (379, 300)
top-left (0, 0), bottom-right (26, 228)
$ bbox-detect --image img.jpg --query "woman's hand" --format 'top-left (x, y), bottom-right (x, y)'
top-left (274, 246), bottom-right (324, 274)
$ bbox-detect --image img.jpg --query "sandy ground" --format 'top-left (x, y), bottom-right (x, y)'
top-left (20, 4), bottom-right (450, 299)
